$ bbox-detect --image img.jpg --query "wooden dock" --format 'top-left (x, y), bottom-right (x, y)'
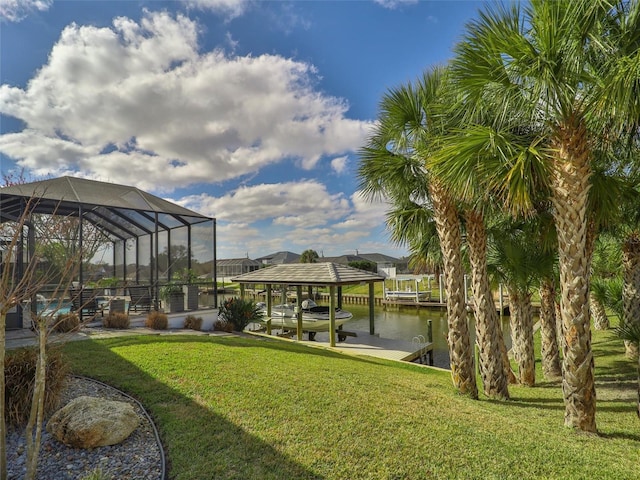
top-left (300, 330), bottom-right (434, 364)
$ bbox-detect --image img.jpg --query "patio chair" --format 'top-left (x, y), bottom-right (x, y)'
top-left (128, 285), bottom-right (153, 313)
top-left (70, 288), bottom-right (103, 318)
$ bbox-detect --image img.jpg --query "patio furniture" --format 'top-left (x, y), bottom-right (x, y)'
top-left (128, 286), bottom-right (153, 313)
top-left (70, 288), bottom-right (103, 318)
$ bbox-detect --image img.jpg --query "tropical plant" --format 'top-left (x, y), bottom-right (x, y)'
top-left (218, 297), bottom-right (264, 332)
top-left (358, 68), bottom-right (478, 398)
top-left (159, 282), bottom-right (184, 301)
top-left (449, 0), bottom-right (640, 432)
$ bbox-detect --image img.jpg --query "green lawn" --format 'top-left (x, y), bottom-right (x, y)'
top-left (63, 327), bottom-right (640, 480)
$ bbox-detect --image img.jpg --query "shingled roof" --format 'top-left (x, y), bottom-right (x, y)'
top-left (231, 262), bottom-right (384, 286)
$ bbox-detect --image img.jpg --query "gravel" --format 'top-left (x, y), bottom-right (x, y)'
top-left (7, 376), bottom-right (164, 480)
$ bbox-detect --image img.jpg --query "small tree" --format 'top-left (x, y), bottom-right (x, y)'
top-left (299, 249), bottom-right (319, 263)
top-left (1, 196), bottom-right (82, 480)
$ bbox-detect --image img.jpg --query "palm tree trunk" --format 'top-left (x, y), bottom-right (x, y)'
top-left (465, 210), bottom-right (510, 399)
top-left (623, 233), bottom-right (640, 359)
top-left (507, 287), bottom-right (535, 386)
top-left (430, 182), bottom-right (477, 399)
top-left (539, 279), bottom-right (562, 379)
top-left (590, 293), bottom-right (610, 331)
top-left (550, 118), bottom-right (596, 432)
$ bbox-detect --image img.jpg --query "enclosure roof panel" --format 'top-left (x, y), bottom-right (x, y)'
top-left (0, 176), bottom-right (208, 218)
top-left (0, 176), bottom-right (214, 240)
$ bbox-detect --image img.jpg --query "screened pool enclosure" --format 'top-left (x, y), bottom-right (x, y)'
top-left (0, 176), bottom-right (216, 329)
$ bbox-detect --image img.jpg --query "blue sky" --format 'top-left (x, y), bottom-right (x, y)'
top-left (1, 0), bottom-right (486, 260)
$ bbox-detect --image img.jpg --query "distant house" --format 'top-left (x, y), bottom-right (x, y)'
top-left (358, 253), bottom-right (410, 276)
top-left (216, 258), bottom-right (261, 278)
top-left (255, 251), bottom-right (301, 265)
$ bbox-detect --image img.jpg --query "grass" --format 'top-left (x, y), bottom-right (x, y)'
top-left (62, 326), bottom-right (640, 480)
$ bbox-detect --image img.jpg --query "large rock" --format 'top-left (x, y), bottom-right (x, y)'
top-left (47, 396), bottom-right (140, 449)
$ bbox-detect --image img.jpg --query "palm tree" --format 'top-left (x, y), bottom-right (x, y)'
top-left (486, 219), bottom-right (556, 386)
top-left (616, 321), bottom-right (640, 419)
top-left (590, 234), bottom-right (622, 331)
top-left (465, 208), bottom-right (516, 396)
top-left (358, 69), bottom-right (478, 398)
top-left (449, 0), bottom-right (640, 432)
top-left (539, 276), bottom-right (563, 379)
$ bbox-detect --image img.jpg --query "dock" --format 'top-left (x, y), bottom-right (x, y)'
top-left (298, 330), bottom-right (434, 364)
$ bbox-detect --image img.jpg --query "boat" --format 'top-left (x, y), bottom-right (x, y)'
top-left (256, 299), bottom-right (353, 332)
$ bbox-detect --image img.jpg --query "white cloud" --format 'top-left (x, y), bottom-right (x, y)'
top-left (0, 0), bottom-right (52, 22)
top-left (175, 183), bottom-right (392, 258)
top-left (373, 0), bottom-right (419, 10)
top-left (0, 10), bottom-right (371, 192)
top-left (330, 155), bottom-right (348, 174)
top-left (183, 0), bottom-right (251, 20)
top-left (179, 180), bottom-right (351, 228)
top-left (334, 190), bottom-right (389, 230)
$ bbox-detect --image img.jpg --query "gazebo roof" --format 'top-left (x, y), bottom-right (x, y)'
top-left (0, 176), bottom-right (213, 241)
top-left (231, 262), bottom-right (385, 286)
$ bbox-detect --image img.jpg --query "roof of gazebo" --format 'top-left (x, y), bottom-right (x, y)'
top-left (231, 262), bottom-right (385, 286)
top-left (0, 176), bottom-right (213, 240)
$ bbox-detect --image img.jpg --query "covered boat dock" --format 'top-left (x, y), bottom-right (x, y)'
top-left (232, 262), bottom-right (384, 347)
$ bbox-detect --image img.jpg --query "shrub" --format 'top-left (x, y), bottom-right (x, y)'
top-left (145, 311), bottom-right (168, 330)
top-left (103, 312), bottom-right (130, 329)
top-left (213, 319), bottom-right (233, 332)
top-left (80, 468), bottom-right (111, 480)
top-left (4, 347), bottom-right (69, 426)
top-left (184, 315), bottom-right (203, 331)
top-left (54, 312), bottom-right (80, 333)
top-left (218, 297), bottom-right (264, 332)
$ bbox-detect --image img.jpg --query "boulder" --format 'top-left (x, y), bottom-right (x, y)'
top-left (47, 396), bottom-right (140, 449)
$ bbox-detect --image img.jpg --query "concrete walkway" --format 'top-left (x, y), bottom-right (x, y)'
top-left (5, 324), bottom-right (235, 350)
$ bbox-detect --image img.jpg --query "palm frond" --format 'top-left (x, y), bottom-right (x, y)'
top-left (616, 321), bottom-right (640, 343)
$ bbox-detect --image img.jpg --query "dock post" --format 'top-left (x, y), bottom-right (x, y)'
top-left (266, 284), bottom-right (272, 335)
top-left (329, 286), bottom-right (337, 347)
top-left (439, 274), bottom-right (444, 303)
top-left (368, 282), bottom-right (375, 335)
top-left (427, 319), bottom-right (433, 365)
top-left (296, 285), bottom-right (303, 341)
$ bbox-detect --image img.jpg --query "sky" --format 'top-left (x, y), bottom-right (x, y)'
top-left (0, 0), bottom-right (487, 261)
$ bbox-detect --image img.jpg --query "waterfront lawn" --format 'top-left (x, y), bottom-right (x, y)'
top-left (63, 328), bottom-right (639, 480)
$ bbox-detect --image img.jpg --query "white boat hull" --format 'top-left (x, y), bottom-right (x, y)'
top-left (257, 301), bottom-right (353, 332)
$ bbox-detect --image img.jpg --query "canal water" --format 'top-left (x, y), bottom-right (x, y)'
top-left (336, 304), bottom-right (513, 370)
top-left (213, 294), bottom-right (512, 370)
